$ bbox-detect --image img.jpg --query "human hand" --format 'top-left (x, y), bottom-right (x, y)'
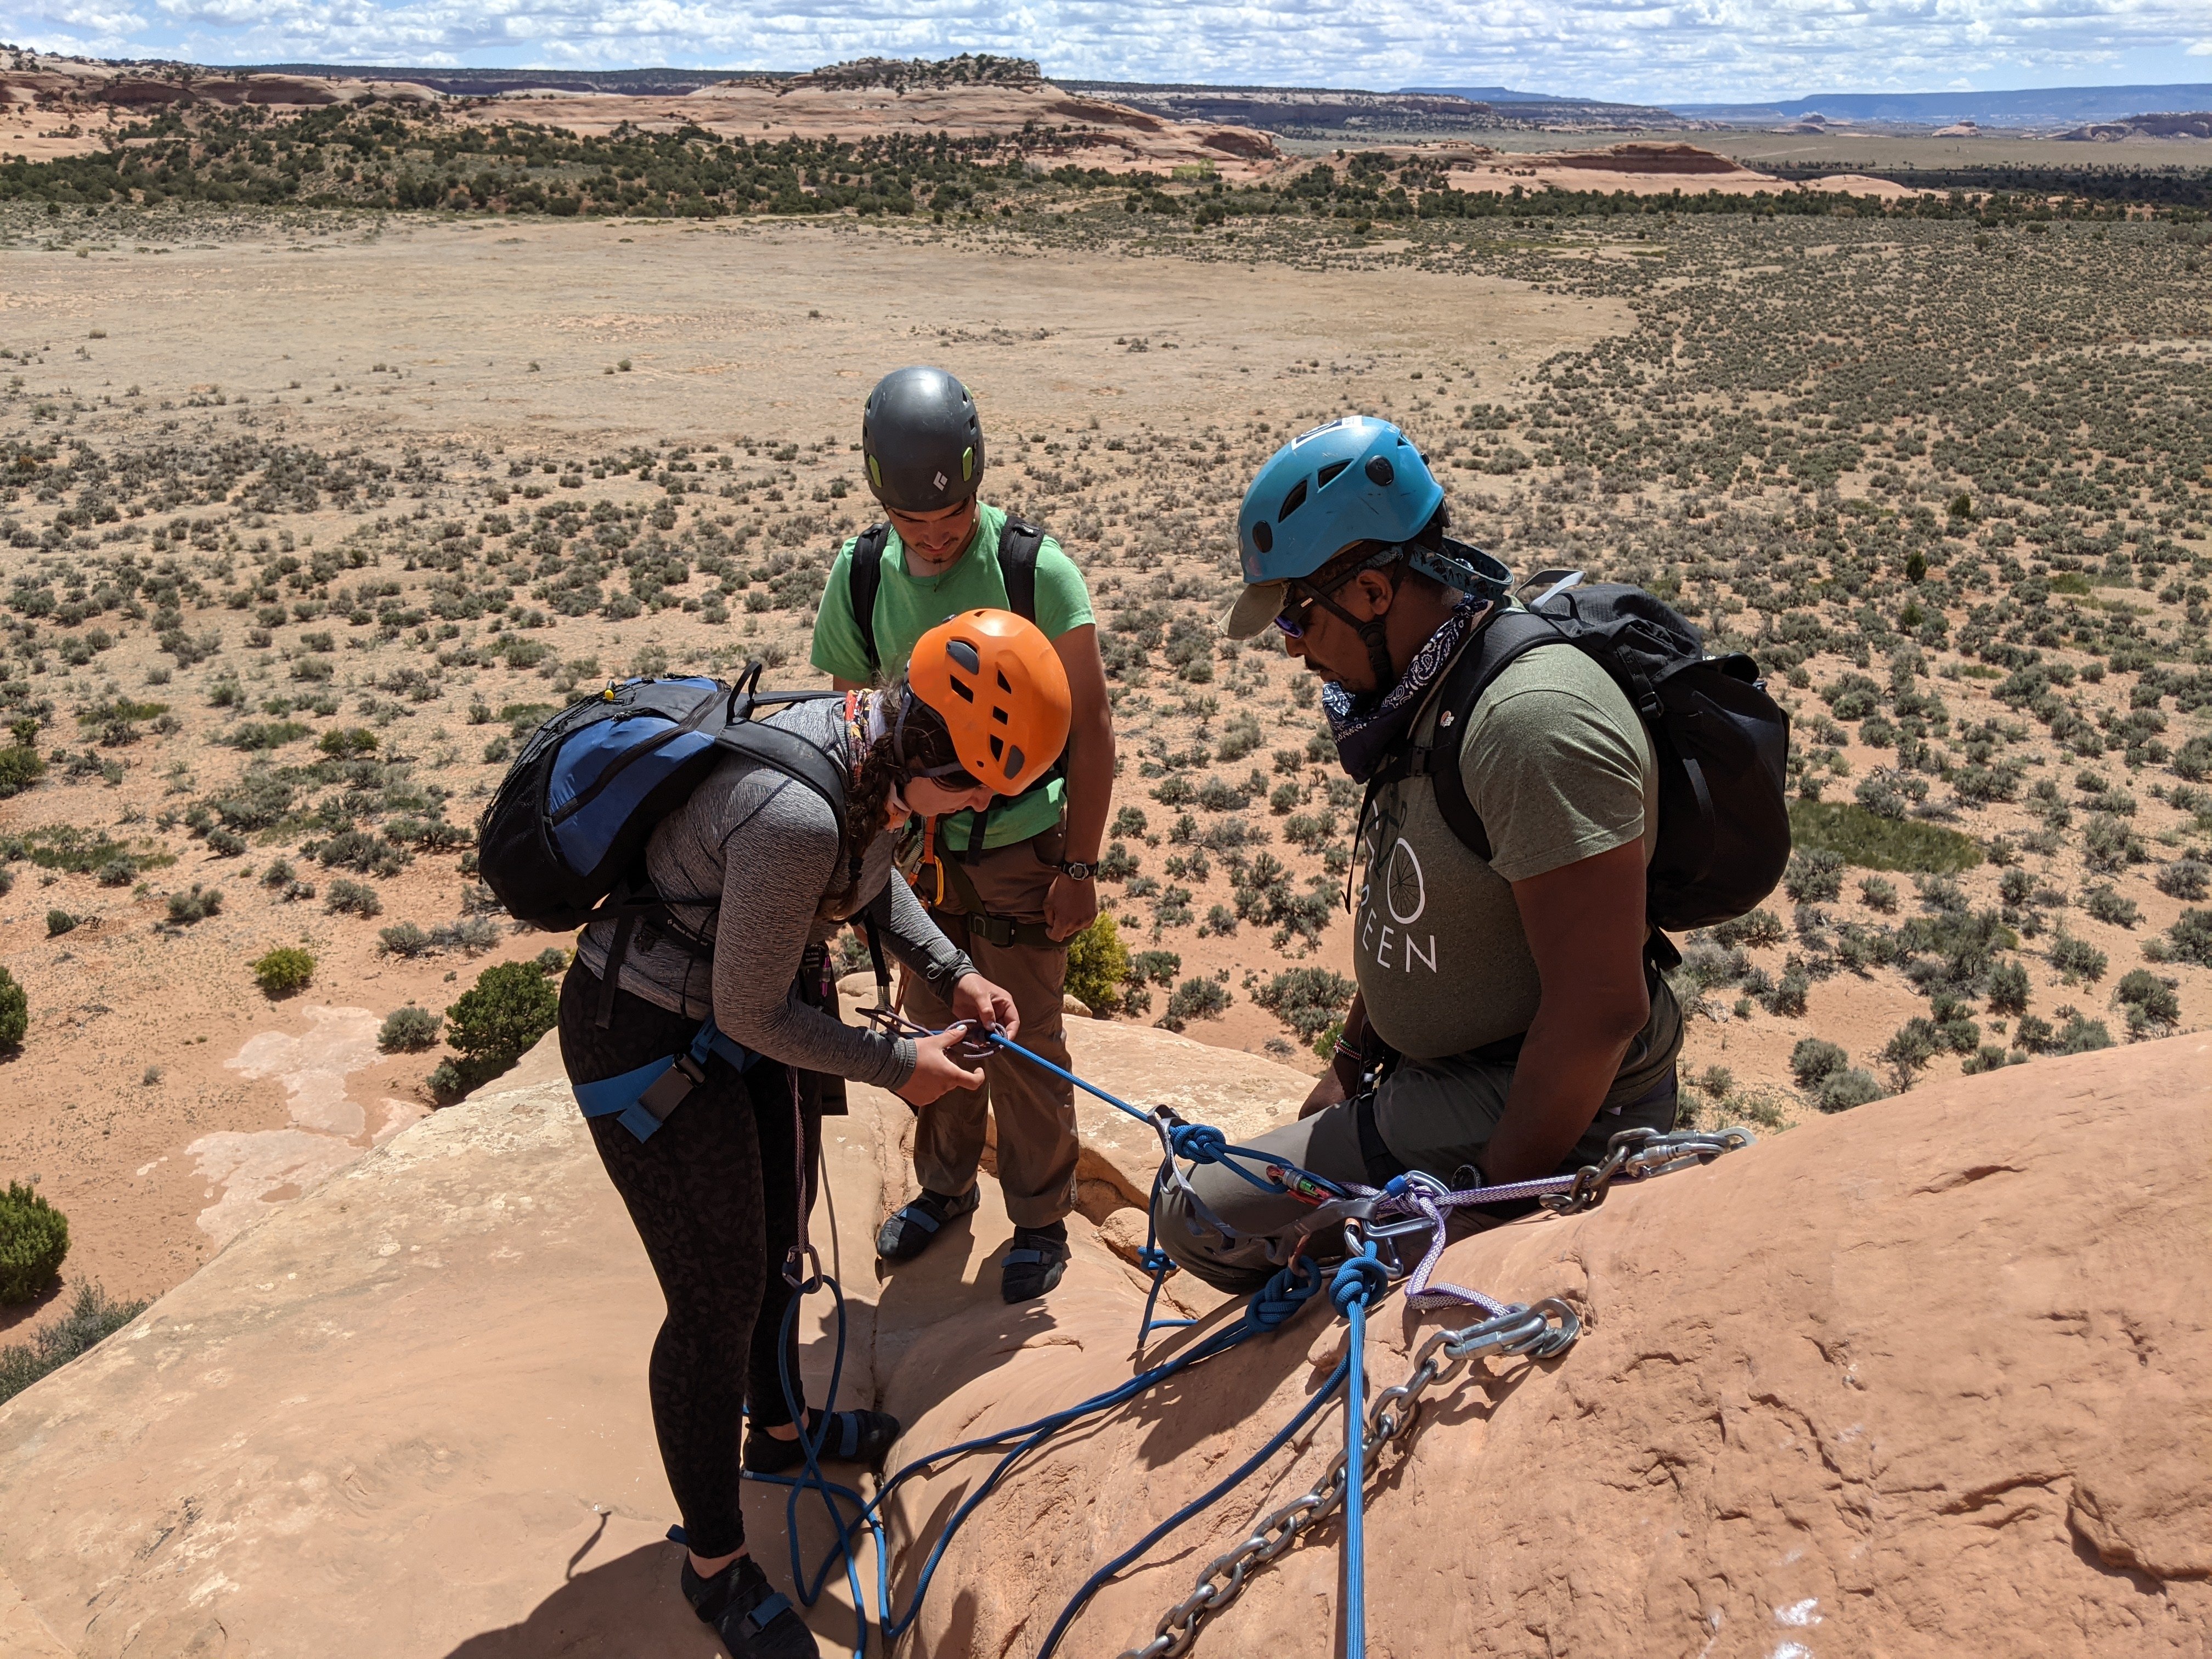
top-left (1043, 873), bottom-right (1099, 942)
top-left (896, 1026), bottom-right (986, 1108)
top-left (950, 972), bottom-right (1019, 1043)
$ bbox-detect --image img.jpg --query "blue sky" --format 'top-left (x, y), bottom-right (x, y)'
top-left (8, 0), bottom-right (2209, 105)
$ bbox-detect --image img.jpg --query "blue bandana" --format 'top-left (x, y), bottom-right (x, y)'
top-left (1321, 597), bottom-right (1489, 783)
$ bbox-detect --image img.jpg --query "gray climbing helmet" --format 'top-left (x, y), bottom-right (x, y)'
top-left (860, 366), bottom-right (986, 513)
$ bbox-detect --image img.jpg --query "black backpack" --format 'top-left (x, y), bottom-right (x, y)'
top-left (476, 662), bottom-right (852, 941)
top-left (844, 513), bottom-right (1046, 675)
top-left (1364, 578), bottom-right (1792, 934)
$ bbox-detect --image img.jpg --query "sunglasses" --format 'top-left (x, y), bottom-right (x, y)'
top-left (1272, 549), bottom-right (1403, 639)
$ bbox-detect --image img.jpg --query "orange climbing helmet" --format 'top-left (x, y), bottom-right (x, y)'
top-left (902, 608), bottom-right (1071, 794)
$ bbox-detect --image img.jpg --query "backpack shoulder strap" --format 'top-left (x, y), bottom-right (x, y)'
top-left (848, 524), bottom-right (891, 677)
top-left (1412, 610), bottom-right (1572, 864)
top-left (715, 679), bottom-right (855, 879)
top-left (995, 515), bottom-right (1045, 625)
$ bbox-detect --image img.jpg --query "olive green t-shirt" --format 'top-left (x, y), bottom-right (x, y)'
top-left (1353, 639), bottom-right (1660, 1060)
top-left (809, 501), bottom-right (1093, 852)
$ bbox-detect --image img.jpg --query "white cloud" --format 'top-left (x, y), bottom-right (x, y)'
top-left (12, 0), bottom-right (2212, 103)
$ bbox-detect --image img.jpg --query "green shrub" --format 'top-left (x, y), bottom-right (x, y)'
top-left (1879, 1017), bottom-right (1943, 1090)
top-left (0, 966), bottom-right (25, 1052)
top-left (1158, 977), bottom-right (1232, 1033)
top-left (2154, 859), bottom-right (2210, 902)
top-left (1788, 1037), bottom-right (1848, 1090)
top-left (253, 946), bottom-right (315, 996)
top-left (444, 960), bottom-right (560, 1091)
top-left (2053, 1014), bottom-right (2113, 1054)
top-left (377, 1005), bottom-right (443, 1053)
top-left (1064, 913), bottom-right (1130, 1014)
top-left (1782, 848), bottom-right (1843, 903)
top-left (0, 744), bottom-right (46, 798)
top-left (1787, 800), bottom-right (1982, 874)
top-left (377, 921), bottom-right (432, 958)
top-left (2113, 970), bottom-right (2181, 1032)
top-left (325, 878), bottom-right (383, 917)
top-left (1985, 959), bottom-right (2032, 1017)
top-left (0, 1280), bottom-right (148, 1404)
top-left (2048, 932), bottom-right (2108, 985)
top-left (0, 1183), bottom-right (69, 1305)
top-left (1254, 967), bottom-right (1357, 1041)
top-left (165, 884), bottom-right (222, 925)
top-left (1815, 1067), bottom-right (1887, 1113)
top-left (46, 909), bottom-right (76, 938)
top-left (2169, 909), bottom-right (2212, 968)
top-left (2081, 885), bottom-right (2140, 928)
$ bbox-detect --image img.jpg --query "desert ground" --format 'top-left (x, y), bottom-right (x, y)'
top-left (2, 109), bottom-right (2208, 1350)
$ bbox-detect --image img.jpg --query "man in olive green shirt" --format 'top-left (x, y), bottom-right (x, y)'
top-left (809, 366), bottom-right (1115, 1304)
top-left (1152, 415), bottom-right (1681, 1291)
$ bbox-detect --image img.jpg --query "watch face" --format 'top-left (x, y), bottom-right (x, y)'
top-left (1063, 861), bottom-right (1093, 881)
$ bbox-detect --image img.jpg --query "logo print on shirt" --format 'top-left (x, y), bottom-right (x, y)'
top-left (1385, 838), bottom-right (1426, 925)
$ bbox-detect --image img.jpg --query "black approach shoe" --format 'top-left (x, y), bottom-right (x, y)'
top-left (744, 1407), bottom-right (902, 1475)
top-left (1000, 1223), bottom-right (1070, 1305)
top-left (875, 1185), bottom-right (980, 1262)
top-left (680, 1553), bottom-right (819, 1659)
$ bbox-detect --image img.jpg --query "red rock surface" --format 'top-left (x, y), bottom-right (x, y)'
top-left (0, 1028), bottom-right (2203, 1658)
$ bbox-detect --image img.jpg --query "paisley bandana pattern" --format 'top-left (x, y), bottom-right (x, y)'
top-left (1321, 597), bottom-right (1490, 783)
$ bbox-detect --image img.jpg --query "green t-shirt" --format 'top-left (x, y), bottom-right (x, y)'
top-left (810, 501), bottom-right (1094, 851)
top-left (1353, 640), bottom-right (1661, 1060)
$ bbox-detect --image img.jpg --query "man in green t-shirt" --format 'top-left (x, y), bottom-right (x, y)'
top-left (1150, 415), bottom-right (1683, 1291)
top-left (810, 366), bottom-right (1115, 1304)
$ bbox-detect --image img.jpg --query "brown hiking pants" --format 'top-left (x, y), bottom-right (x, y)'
top-left (898, 829), bottom-right (1079, 1229)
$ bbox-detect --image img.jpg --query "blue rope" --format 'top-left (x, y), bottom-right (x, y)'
top-left (1032, 1354), bottom-right (1353, 1659)
top-left (1331, 1246), bottom-right (1388, 1659)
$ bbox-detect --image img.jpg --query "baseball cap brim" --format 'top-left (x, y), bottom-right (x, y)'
top-left (1221, 580), bottom-right (1286, 641)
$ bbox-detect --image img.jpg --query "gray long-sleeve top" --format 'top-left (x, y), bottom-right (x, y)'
top-left (575, 697), bottom-right (973, 1091)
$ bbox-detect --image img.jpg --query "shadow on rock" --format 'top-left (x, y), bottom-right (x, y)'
top-left (440, 1542), bottom-right (721, 1659)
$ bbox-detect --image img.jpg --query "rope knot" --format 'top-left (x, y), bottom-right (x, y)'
top-left (1247, 1256), bottom-right (1322, 1330)
top-left (1169, 1123), bottom-right (1229, 1165)
top-left (1136, 1246), bottom-right (1176, 1277)
top-left (1330, 1254), bottom-right (1390, 1315)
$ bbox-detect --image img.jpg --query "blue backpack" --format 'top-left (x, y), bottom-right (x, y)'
top-left (477, 660), bottom-right (854, 939)
top-left (475, 663), bottom-right (870, 1141)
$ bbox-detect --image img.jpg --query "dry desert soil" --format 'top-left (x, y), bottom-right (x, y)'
top-left (2, 190), bottom-right (2208, 1339)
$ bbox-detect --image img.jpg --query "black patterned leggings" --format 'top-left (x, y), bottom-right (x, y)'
top-left (557, 964), bottom-right (821, 1559)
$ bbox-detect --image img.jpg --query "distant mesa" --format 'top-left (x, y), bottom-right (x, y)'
top-left (1931, 119), bottom-right (1980, 137)
top-left (2057, 110), bottom-right (2212, 142)
top-left (1547, 142), bottom-right (1743, 175)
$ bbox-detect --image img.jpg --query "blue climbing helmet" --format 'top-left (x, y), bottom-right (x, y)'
top-left (1236, 416), bottom-right (1444, 589)
top-left (1223, 418), bottom-right (1509, 676)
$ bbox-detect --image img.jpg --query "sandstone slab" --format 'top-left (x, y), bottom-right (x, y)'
top-left (2, 1028), bottom-right (2204, 1659)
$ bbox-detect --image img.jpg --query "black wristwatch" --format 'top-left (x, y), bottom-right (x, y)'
top-left (1059, 859), bottom-right (1096, 882)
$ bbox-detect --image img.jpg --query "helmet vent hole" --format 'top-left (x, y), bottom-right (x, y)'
top-left (1251, 521), bottom-right (1273, 554)
top-left (992, 706), bottom-right (1009, 724)
top-left (996, 670), bottom-right (1012, 693)
top-left (989, 735), bottom-right (1005, 761)
top-left (1316, 460), bottom-right (1350, 489)
top-left (1004, 744), bottom-right (1024, 778)
top-left (948, 676), bottom-right (974, 703)
top-left (947, 640), bottom-right (981, 674)
top-left (1278, 480), bottom-right (1308, 520)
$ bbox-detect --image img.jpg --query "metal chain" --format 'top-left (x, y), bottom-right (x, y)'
top-left (1539, 1125), bottom-right (1755, 1215)
top-left (1118, 1299), bottom-right (1580, 1659)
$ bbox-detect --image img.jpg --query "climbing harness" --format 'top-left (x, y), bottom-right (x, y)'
top-left (704, 1006), bottom-right (1752, 1658)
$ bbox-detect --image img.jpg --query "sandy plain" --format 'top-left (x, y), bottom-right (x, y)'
top-left (3, 189), bottom-right (2208, 1345)
top-left (0, 216), bottom-right (1630, 1325)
